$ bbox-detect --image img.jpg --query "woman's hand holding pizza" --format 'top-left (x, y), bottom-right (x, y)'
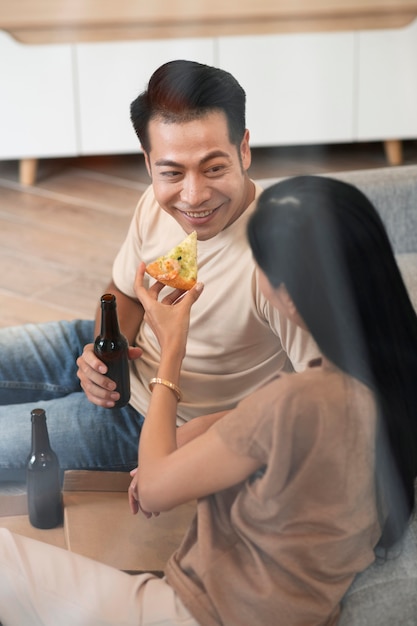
top-left (134, 262), bottom-right (204, 357)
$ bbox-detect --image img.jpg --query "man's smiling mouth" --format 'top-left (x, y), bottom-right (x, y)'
top-left (184, 208), bottom-right (216, 218)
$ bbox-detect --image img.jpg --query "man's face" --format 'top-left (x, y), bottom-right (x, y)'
top-left (144, 110), bottom-right (253, 241)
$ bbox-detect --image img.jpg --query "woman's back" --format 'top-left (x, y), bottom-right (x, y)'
top-left (167, 360), bottom-right (380, 626)
top-left (248, 175), bottom-right (417, 552)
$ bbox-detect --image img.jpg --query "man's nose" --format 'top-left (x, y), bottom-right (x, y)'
top-left (180, 175), bottom-right (210, 207)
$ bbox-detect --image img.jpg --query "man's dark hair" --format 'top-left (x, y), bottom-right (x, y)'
top-left (130, 59), bottom-right (246, 154)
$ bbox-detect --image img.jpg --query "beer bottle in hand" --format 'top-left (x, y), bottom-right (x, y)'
top-left (27, 408), bottom-right (63, 529)
top-left (94, 293), bottom-right (131, 408)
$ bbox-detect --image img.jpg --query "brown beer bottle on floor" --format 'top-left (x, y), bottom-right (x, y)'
top-left (26, 408), bottom-right (63, 529)
top-left (94, 293), bottom-right (131, 408)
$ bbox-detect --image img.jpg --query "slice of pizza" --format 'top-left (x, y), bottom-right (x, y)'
top-left (145, 231), bottom-right (197, 291)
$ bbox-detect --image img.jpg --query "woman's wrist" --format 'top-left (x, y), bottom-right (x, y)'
top-left (160, 344), bottom-right (185, 369)
top-left (149, 377), bottom-right (182, 402)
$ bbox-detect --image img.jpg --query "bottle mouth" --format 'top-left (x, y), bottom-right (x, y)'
top-left (101, 293), bottom-right (116, 304)
top-left (31, 408), bottom-right (46, 421)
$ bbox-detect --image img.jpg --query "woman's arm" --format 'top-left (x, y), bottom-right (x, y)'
top-left (176, 411), bottom-right (229, 447)
top-left (133, 264), bottom-right (261, 513)
top-left (139, 423), bottom-right (261, 513)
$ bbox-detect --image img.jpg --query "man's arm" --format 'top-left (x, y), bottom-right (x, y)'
top-left (77, 280), bottom-right (144, 408)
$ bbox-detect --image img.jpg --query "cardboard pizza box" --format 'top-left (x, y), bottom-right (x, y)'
top-left (63, 470), bottom-right (196, 573)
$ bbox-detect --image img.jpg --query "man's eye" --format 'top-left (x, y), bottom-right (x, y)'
top-left (161, 171), bottom-right (181, 178)
top-left (207, 165), bottom-right (225, 175)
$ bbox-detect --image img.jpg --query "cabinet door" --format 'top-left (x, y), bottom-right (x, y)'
top-left (0, 31), bottom-right (77, 159)
top-left (218, 32), bottom-right (355, 146)
top-left (357, 18), bottom-right (417, 140)
top-left (76, 38), bottom-right (215, 155)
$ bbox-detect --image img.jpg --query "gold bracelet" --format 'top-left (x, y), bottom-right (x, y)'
top-left (149, 377), bottom-right (182, 402)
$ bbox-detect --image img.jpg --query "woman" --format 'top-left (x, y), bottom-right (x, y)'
top-left (1, 175), bottom-right (417, 625)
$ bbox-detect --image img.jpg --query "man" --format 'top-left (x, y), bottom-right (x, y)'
top-left (0, 60), bottom-right (317, 480)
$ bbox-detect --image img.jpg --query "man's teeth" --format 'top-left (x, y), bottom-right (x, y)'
top-left (185, 209), bottom-right (214, 218)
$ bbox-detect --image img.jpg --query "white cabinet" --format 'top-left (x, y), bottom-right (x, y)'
top-left (217, 32), bottom-right (356, 146)
top-left (75, 38), bottom-right (215, 155)
top-left (357, 18), bottom-right (417, 140)
top-left (1, 19), bottom-right (417, 177)
top-left (0, 31), bottom-right (77, 159)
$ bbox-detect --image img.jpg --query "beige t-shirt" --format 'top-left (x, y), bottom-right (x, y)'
top-left (112, 183), bottom-right (318, 422)
top-left (166, 362), bottom-right (381, 626)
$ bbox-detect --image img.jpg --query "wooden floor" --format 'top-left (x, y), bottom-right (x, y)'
top-left (1, 139), bottom-right (417, 329)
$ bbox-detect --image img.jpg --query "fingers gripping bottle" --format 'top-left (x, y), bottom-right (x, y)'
top-left (26, 408), bottom-right (63, 529)
top-left (94, 293), bottom-right (131, 408)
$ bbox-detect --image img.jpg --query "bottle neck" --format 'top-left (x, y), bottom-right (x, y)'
top-left (99, 294), bottom-right (121, 338)
top-left (31, 409), bottom-right (51, 452)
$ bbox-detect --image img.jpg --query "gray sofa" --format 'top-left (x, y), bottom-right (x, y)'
top-left (260, 164), bottom-right (417, 624)
top-left (258, 164), bottom-right (417, 314)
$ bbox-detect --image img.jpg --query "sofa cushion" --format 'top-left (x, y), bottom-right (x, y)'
top-left (397, 253), bottom-right (417, 312)
top-left (326, 165), bottom-right (417, 255)
top-left (257, 166), bottom-right (417, 311)
top-left (339, 486), bottom-right (417, 626)
top-left (257, 164), bottom-right (417, 254)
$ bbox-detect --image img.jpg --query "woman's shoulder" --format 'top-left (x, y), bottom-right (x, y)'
top-left (247, 361), bottom-right (374, 434)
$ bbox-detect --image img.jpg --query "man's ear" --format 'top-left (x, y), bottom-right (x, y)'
top-left (143, 151), bottom-right (152, 178)
top-left (240, 129), bottom-right (251, 171)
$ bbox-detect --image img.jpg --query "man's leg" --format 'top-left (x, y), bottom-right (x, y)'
top-left (0, 528), bottom-right (198, 626)
top-left (0, 320), bottom-right (93, 405)
top-left (0, 391), bottom-right (143, 480)
top-left (0, 321), bottom-right (143, 480)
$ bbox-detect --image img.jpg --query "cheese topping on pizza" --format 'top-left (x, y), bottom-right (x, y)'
top-left (145, 231), bottom-right (197, 291)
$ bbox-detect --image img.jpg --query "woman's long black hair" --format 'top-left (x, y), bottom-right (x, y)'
top-left (248, 175), bottom-right (417, 551)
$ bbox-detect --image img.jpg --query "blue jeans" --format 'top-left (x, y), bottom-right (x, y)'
top-left (0, 320), bottom-right (144, 481)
